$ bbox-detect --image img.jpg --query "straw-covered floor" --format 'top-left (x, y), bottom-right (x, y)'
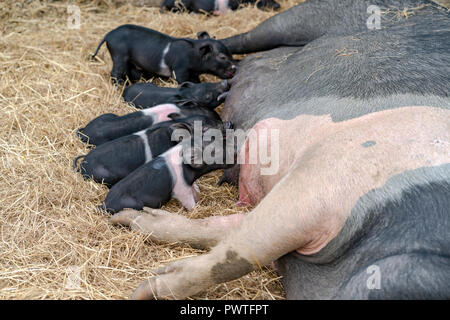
top-left (0, 0), bottom-right (304, 300)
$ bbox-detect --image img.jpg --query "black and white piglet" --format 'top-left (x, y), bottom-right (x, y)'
top-left (76, 103), bottom-right (219, 146)
top-left (123, 80), bottom-right (230, 109)
top-left (74, 115), bottom-right (225, 187)
top-left (91, 25), bottom-right (236, 84)
top-left (161, 0), bottom-right (280, 15)
top-left (100, 122), bottom-right (235, 213)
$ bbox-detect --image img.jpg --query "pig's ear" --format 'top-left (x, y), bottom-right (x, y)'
top-left (179, 82), bottom-right (195, 89)
top-left (199, 44), bottom-right (213, 60)
top-left (197, 31), bottom-right (210, 40)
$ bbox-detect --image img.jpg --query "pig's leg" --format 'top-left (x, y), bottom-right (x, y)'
top-left (172, 61), bottom-right (191, 84)
top-left (127, 63), bottom-right (144, 82)
top-left (129, 167), bottom-right (319, 299)
top-left (127, 64), bottom-right (154, 82)
top-left (192, 183), bottom-right (200, 203)
top-left (222, 1), bottom-right (333, 54)
top-left (108, 46), bottom-right (129, 84)
top-left (92, 165), bottom-right (116, 186)
top-left (110, 207), bottom-right (245, 249)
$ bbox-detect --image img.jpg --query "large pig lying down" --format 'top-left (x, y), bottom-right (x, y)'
top-left (111, 0), bottom-right (450, 299)
top-left (112, 107), bottom-right (450, 299)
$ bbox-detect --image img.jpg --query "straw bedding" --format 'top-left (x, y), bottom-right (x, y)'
top-left (2, 0), bottom-right (448, 301)
top-left (0, 0), bottom-right (307, 300)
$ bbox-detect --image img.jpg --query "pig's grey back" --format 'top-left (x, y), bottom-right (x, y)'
top-left (222, 2), bottom-right (450, 129)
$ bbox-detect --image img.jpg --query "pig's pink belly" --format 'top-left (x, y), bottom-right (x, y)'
top-left (236, 107), bottom-right (450, 256)
top-left (237, 115), bottom-right (338, 255)
top-left (238, 115), bottom-right (336, 207)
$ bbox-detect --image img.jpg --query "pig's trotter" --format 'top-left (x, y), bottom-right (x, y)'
top-left (131, 245), bottom-right (257, 299)
top-left (131, 278), bottom-right (157, 300)
top-left (109, 208), bottom-right (143, 226)
top-left (131, 255), bottom-right (218, 299)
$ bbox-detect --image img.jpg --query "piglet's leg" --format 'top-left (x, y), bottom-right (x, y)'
top-left (172, 63), bottom-right (190, 84)
top-left (192, 183), bottom-right (200, 203)
top-left (110, 207), bottom-right (244, 249)
top-left (175, 187), bottom-right (198, 211)
top-left (110, 55), bottom-right (129, 84)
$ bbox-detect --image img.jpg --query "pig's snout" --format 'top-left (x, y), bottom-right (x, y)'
top-left (225, 65), bottom-right (237, 78)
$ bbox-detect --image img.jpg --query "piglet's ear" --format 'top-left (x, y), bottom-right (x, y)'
top-left (179, 82), bottom-right (195, 89)
top-left (170, 122), bottom-right (193, 142)
top-left (199, 44), bottom-right (213, 60)
top-left (197, 31), bottom-right (210, 40)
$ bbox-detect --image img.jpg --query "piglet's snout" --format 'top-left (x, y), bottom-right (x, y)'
top-left (225, 65), bottom-right (237, 78)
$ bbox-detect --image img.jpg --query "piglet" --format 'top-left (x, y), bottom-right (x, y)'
top-left (123, 80), bottom-right (230, 109)
top-left (76, 103), bottom-right (219, 146)
top-left (74, 115), bottom-right (224, 187)
top-left (91, 25), bottom-right (236, 84)
top-left (100, 122), bottom-right (236, 213)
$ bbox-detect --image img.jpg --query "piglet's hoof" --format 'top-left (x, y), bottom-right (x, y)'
top-left (131, 264), bottom-right (180, 300)
top-left (192, 183), bottom-right (200, 203)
